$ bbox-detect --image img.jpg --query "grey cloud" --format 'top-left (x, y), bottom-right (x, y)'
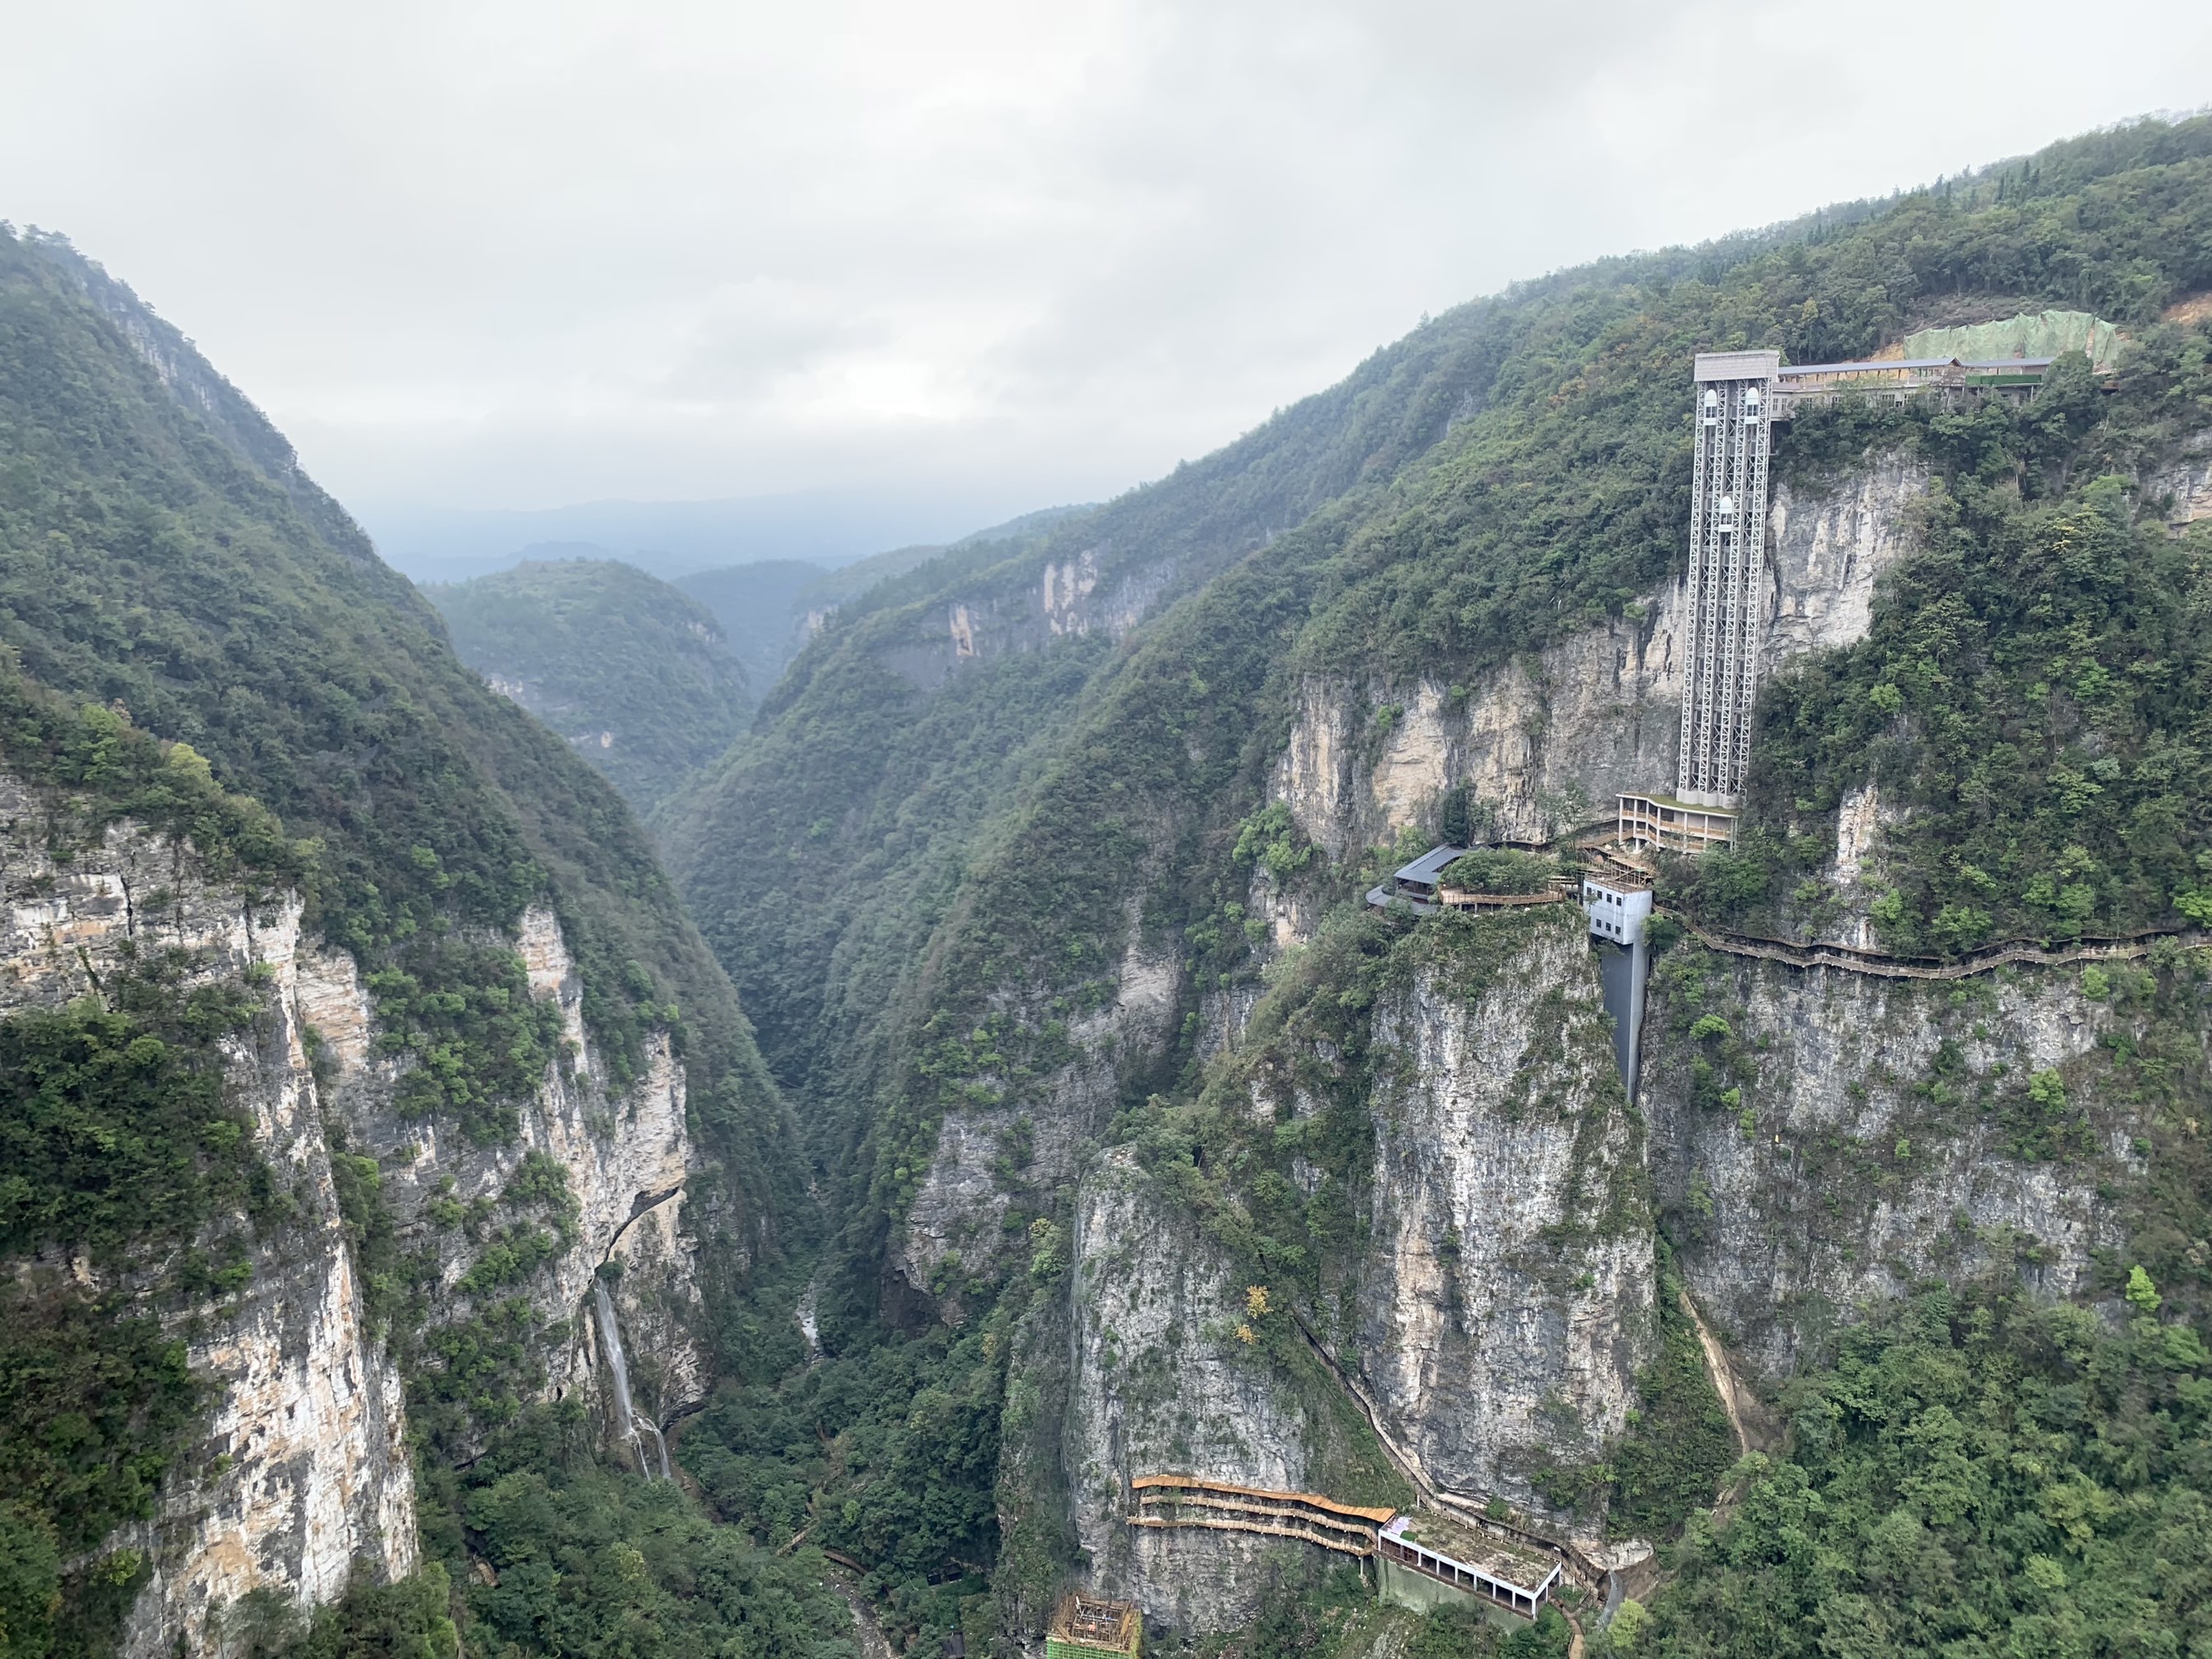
top-left (7, 0), bottom-right (2210, 539)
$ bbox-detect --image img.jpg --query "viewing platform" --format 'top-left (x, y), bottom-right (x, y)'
top-left (1127, 1475), bottom-right (1565, 1628)
top-left (1366, 846), bottom-right (1576, 917)
top-left (1364, 843), bottom-right (1466, 914)
top-left (1769, 355), bottom-right (2055, 418)
top-left (1617, 792), bottom-right (1738, 855)
top-left (1377, 1512), bottom-right (1562, 1621)
top-left (1128, 1474), bottom-right (1396, 1557)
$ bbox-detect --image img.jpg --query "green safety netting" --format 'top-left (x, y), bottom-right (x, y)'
top-left (1904, 309), bottom-right (2122, 373)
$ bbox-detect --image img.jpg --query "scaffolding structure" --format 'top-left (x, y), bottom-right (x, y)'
top-left (1676, 351), bottom-right (1778, 808)
top-left (1046, 1596), bottom-right (1141, 1659)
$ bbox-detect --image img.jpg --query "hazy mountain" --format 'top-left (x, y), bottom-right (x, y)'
top-left (360, 488), bottom-right (1026, 583)
top-left (428, 558), bottom-right (755, 816)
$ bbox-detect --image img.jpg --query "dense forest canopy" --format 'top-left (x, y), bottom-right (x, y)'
top-left (428, 558), bottom-right (755, 817)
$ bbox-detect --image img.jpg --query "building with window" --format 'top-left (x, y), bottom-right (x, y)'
top-left (1583, 874), bottom-right (1654, 1090)
top-left (1364, 843), bottom-right (1467, 914)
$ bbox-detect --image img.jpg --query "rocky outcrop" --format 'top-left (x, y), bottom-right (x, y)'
top-left (1764, 453), bottom-right (1929, 663)
top-left (886, 541), bottom-right (1183, 692)
top-left (896, 918), bottom-right (1183, 1302)
top-left (334, 903), bottom-right (709, 1431)
top-left (1350, 918), bottom-right (1654, 1520)
top-left (0, 779), bottom-right (416, 1658)
top-left (1056, 909), bottom-right (1650, 1636)
top-left (1272, 454), bottom-right (1929, 867)
top-left (1063, 1152), bottom-right (1363, 1633)
top-left (0, 774), bottom-right (709, 1649)
top-left (2147, 434), bottom-right (2212, 530)
top-left (1641, 946), bottom-right (2145, 1382)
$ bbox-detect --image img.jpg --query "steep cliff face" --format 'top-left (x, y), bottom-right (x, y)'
top-left (0, 774), bottom-right (710, 1649)
top-left (0, 777), bottom-right (416, 1658)
top-left (1349, 919), bottom-right (1652, 1521)
top-left (1640, 946), bottom-right (2147, 1382)
top-left (1051, 908), bottom-right (1647, 1637)
top-left (1062, 1151), bottom-right (1384, 1633)
top-left (888, 540), bottom-right (1175, 693)
top-left (896, 922), bottom-right (1184, 1300)
top-left (1274, 454), bottom-right (1930, 862)
top-left (327, 901), bottom-right (711, 1438)
top-left (2148, 431), bottom-right (2212, 529)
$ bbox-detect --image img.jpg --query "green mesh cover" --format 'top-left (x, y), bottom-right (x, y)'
top-left (1904, 309), bottom-right (2121, 373)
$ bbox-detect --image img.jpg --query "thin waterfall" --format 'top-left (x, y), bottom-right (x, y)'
top-left (592, 1278), bottom-right (670, 1480)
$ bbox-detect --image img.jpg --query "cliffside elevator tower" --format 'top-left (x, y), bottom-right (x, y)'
top-left (1677, 349), bottom-right (1779, 808)
top-left (1618, 349), bottom-right (1780, 853)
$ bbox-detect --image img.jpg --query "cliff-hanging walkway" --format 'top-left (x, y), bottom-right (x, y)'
top-left (1278, 1313), bottom-right (1600, 1657)
top-left (1127, 1475), bottom-right (1394, 1557)
top-left (1670, 918), bottom-right (2211, 982)
top-left (1405, 840), bottom-right (2210, 983)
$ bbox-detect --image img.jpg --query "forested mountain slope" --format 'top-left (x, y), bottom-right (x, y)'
top-left (0, 227), bottom-right (837, 1659)
top-left (660, 115), bottom-right (2212, 1659)
top-left (674, 507), bottom-right (1098, 696)
top-left (428, 558), bottom-right (754, 816)
top-left (672, 557), bottom-right (839, 690)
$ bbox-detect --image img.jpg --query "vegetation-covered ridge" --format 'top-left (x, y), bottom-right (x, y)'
top-left (1638, 1278), bottom-right (2212, 1658)
top-left (0, 224), bottom-right (819, 1659)
top-left (429, 558), bottom-right (753, 817)
top-left (0, 221), bottom-right (800, 1220)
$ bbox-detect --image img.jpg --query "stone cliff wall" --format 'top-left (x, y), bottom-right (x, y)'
top-left (0, 779), bottom-right (417, 1658)
top-left (887, 541), bottom-right (1178, 693)
top-left (1350, 920), bottom-right (1653, 1522)
top-left (1062, 1152), bottom-right (1369, 1633)
top-left (896, 916), bottom-right (1184, 1305)
top-left (1273, 454), bottom-right (1929, 864)
top-left (1640, 946), bottom-right (2147, 1382)
top-left (1053, 912), bottom-right (1651, 1634)
top-left (328, 902), bottom-right (709, 1435)
top-left (0, 775), bottom-right (709, 1651)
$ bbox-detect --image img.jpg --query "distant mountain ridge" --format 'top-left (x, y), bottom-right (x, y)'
top-left (427, 558), bottom-right (755, 816)
top-left (361, 489), bottom-right (1041, 583)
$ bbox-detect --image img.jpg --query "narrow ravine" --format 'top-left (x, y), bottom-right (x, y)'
top-left (825, 1567), bottom-right (894, 1659)
top-left (1677, 1288), bottom-right (1753, 1459)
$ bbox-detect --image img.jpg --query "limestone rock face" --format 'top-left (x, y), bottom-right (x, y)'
top-left (1352, 925), bottom-right (1654, 1517)
top-left (1640, 948), bottom-right (2145, 1382)
top-left (0, 778), bottom-right (416, 1659)
top-left (0, 774), bottom-right (710, 1650)
top-left (2147, 433), bottom-right (2212, 529)
top-left (1057, 913), bottom-right (1652, 1635)
top-left (1271, 453), bottom-right (1928, 871)
top-left (333, 902), bottom-right (709, 1434)
top-left (1763, 453), bottom-right (1931, 664)
top-left (1062, 1152), bottom-right (1345, 1633)
top-left (890, 540), bottom-right (1181, 692)
top-left (896, 917), bottom-right (1184, 1301)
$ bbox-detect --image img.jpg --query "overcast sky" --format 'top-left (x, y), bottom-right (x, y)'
top-left (7, 0), bottom-right (2211, 544)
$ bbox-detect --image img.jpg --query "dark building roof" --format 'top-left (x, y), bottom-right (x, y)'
top-left (1393, 845), bottom-right (1467, 886)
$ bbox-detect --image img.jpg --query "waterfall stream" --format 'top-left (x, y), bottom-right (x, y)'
top-left (592, 1278), bottom-right (671, 1480)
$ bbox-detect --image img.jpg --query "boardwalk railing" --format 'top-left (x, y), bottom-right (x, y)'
top-left (1128, 1475), bottom-right (1393, 1558)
